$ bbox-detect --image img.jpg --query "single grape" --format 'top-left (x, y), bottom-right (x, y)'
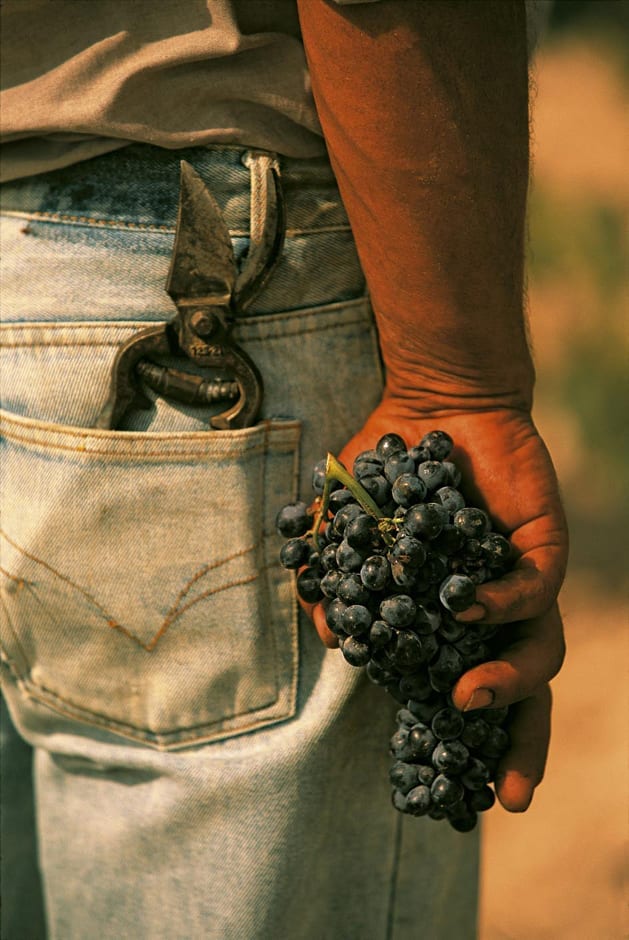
top-left (434, 486), bottom-right (466, 515)
top-left (408, 444), bottom-right (431, 464)
top-left (420, 430), bottom-right (454, 461)
top-left (406, 785), bottom-right (432, 817)
top-left (279, 537), bottom-right (311, 570)
top-left (461, 758), bottom-right (491, 791)
top-left (337, 573), bottom-right (372, 607)
top-left (325, 597), bottom-right (347, 635)
top-left (480, 533), bottom-right (512, 566)
top-left (428, 644), bottom-right (466, 692)
top-left (432, 739), bottom-right (470, 774)
top-left (447, 804), bottom-right (478, 832)
top-left (439, 574), bottom-right (476, 613)
top-left (346, 512), bottom-right (380, 550)
top-left (376, 433), bottom-right (407, 460)
top-left (432, 524), bottom-right (466, 556)
top-left (399, 672), bottom-right (433, 701)
top-left (380, 594), bottom-right (416, 628)
top-left (460, 717), bottom-right (490, 749)
top-left (431, 707), bottom-right (465, 741)
top-left (480, 725), bottom-right (510, 759)
top-left (384, 451), bottom-right (416, 483)
top-left (369, 619), bottom-right (394, 649)
top-left (389, 534), bottom-right (427, 569)
top-left (296, 566), bottom-right (323, 603)
top-left (328, 488), bottom-right (356, 514)
top-left (389, 761), bottom-right (420, 795)
top-left (340, 635), bottom-right (372, 667)
top-left (333, 502), bottom-right (363, 537)
top-left (417, 461), bottom-right (449, 493)
top-left (453, 507), bottom-right (491, 539)
top-left (360, 555), bottom-right (390, 591)
top-left (404, 503), bottom-right (448, 540)
top-left (341, 604), bottom-right (372, 637)
top-left (336, 539), bottom-right (365, 573)
top-left (468, 785), bottom-right (496, 813)
top-left (320, 569), bottom-right (343, 598)
top-left (275, 501), bottom-right (311, 538)
top-left (392, 473), bottom-right (428, 508)
top-left (430, 774), bottom-right (464, 807)
top-left (407, 724), bottom-right (438, 762)
top-left (360, 473), bottom-right (392, 506)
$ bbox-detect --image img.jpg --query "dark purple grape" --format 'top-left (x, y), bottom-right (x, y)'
top-left (275, 501), bottom-right (312, 538)
top-left (480, 533), bottom-right (512, 566)
top-left (341, 604), bottom-right (372, 637)
top-left (408, 444), bottom-right (431, 464)
top-left (428, 644), bottom-right (466, 692)
top-left (453, 507), bottom-right (491, 539)
top-left (396, 708), bottom-right (419, 729)
top-left (392, 473), bottom-right (428, 508)
top-left (432, 524), bottom-right (466, 556)
top-left (360, 474), bottom-right (391, 506)
top-left (417, 461), bottom-right (449, 493)
top-left (369, 619), bottom-right (393, 649)
top-left (439, 574), bottom-right (476, 613)
top-left (447, 804), bottom-right (478, 832)
top-left (399, 672), bottom-right (433, 701)
top-left (389, 728), bottom-right (415, 761)
top-left (333, 502), bottom-right (363, 536)
top-left (325, 597), bottom-right (347, 635)
top-left (423, 554), bottom-right (449, 584)
top-left (360, 555), bottom-right (390, 591)
top-left (296, 567), bottom-right (323, 603)
top-left (460, 717), bottom-right (490, 749)
top-left (389, 761), bottom-right (420, 794)
top-left (279, 537), bottom-right (311, 570)
top-left (336, 539), bottom-right (365, 573)
top-left (461, 758), bottom-right (491, 791)
top-left (389, 534), bottom-right (427, 569)
top-left (407, 697), bottom-right (443, 724)
top-left (390, 560), bottom-right (420, 591)
top-left (320, 569), bottom-right (342, 598)
top-left (420, 430), bottom-right (454, 461)
top-left (404, 503), bottom-right (448, 540)
top-left (392, 631), bottom-right (426, 672)
top-left (480, 725), bottom-right (510, 759)
top-left (432, 740), bottom-right (470, 774)
top-left (340, 635), bottom-right (371, 667)
top-left (392, 790), bottom-right (409, 813)
top-left (337, 573), bottom-right (371, 607)
top-left (407, 724), bottom-right (438, 762)
top-left (353, 458), bottom-right (384, 480)
top-left (468, 785), bottom-right (496, 813)
top-left (438, 616), bottom-right (466, 643)
top-left (327, 488), bottom-right (356, 515)
top-left (346, 512), bottom-right (380, 550)
top-left (431, 774), bottom-right (464, 807)
top-left (319, 542), bottom-right (340, 571)
top-left (416, 764), bottom-right (437, 787)
top-left (376, 433), bottom-right (407, 460)
top-left (442, 460), bottom-right (462, 487)
top-left (483, 706), bottom-right (510, 726)
top-left (434, 486), bottom-right (466, 515)
top-left (431, 707), bottom-right (465, 741)
top-left (384, 451), bottom-right (416, 483)
top-left (380, 594), bottom-right (417, 628)
top-left (406, 785), bottom-right (432, 816)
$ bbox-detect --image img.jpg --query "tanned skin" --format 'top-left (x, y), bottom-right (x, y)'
top-left (296, 0), bottom-right (568, 813)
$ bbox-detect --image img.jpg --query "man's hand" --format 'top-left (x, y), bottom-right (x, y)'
top-left (300, 398), bottom-right (568, 813)
top-left (296, 0), bottom-right (567, 813)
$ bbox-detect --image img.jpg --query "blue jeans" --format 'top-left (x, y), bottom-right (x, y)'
top-left (1, 145), bottom-right (478, 939)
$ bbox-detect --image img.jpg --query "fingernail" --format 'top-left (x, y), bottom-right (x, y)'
top-left (455, 603), bottom-right (486, 623)
top-left (463, 688), bottom-right (495, 712)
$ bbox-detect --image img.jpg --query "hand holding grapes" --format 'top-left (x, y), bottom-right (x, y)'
top-left (301, 399), bottom-right (568, 815)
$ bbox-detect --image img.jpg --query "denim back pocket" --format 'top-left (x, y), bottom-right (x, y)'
top-left (0, 394), bottom-right (300, 749)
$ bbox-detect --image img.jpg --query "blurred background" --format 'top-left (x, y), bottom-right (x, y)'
top-left (480, 2), bottom-right (628, 938)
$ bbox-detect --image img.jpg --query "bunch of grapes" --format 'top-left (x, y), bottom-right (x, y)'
top-left (276, 430), bottom-right (513, 832)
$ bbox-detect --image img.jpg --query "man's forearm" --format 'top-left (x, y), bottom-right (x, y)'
top-left (298, 0), bottom-right (534, 412)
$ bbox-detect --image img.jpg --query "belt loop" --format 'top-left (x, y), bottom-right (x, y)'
top-left (237, 151), bottom-right (285, 311)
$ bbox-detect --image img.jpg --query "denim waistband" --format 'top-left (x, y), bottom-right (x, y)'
top-left (0, 143), bottom-right (351, 237)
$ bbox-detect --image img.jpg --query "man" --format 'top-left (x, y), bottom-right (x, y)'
top-left (0, 3), bottom-right (565, 937)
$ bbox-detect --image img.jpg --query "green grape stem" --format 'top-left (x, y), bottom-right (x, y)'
top-left (312, 453), bottom-right (398, 549)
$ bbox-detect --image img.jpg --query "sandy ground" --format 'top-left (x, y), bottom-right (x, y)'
top-left (479, 37), bottom-right (628, 940)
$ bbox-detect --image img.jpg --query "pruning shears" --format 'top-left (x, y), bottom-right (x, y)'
top-left (95, 157), bottom-right (284, 430)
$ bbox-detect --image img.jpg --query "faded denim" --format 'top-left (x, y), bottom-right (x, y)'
top-left (1, 145), bottom-right (478, 940)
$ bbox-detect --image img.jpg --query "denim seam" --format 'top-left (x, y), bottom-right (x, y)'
top-left (1, 529), bottom-right (273, 653)
top-left (1, 209), bottom-right (351, 237)
top-left (5, 669), bottom-right (291, 745)
top-left (0, 317), bottom-right (369, 347)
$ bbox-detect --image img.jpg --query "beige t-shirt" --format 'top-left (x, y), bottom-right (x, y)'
top-left (0, 0), bottom-right (548, 183)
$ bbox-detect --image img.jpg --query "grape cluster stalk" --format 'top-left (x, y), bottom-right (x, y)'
top-left (276, 430), bottom-right (513, 832)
